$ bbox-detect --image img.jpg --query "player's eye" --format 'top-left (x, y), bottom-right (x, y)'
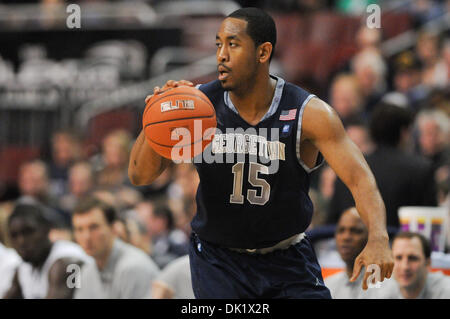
top-left (230, 42), bottom-right (237, 47)
top-left (215, 42), bottom-right (222, 48)
top-left (89, 224), bottom-right (99, 231)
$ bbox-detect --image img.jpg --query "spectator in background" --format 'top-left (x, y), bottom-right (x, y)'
top-left (91, 188), bottom-right (118, 208)
top-left (114, 186), bottom-right (143, 211)
top-left (135, 200), bottom-right (156, 237)
top-left (435, 164), bottom-right (449, 207)
top-left (147, 205), bottom-right (189, 269)
top-left (420, 34), bottom-right (448, 89)
top-left (124, 210), bottom-right (152, 255)
top-left (317, 165), bottom-right (336, 205)
top-left (4, 204), bottom-right (91, 299)
top-left (89, 188), bottom-right (139, 243)
top-left (17, 160), bottom-right (71, 228)
top-left (380, 232), bottom-right (450, 299)
top-left (166, 197), bottom-right (195, 237)
top-left (151, 255), bottom-right (194, 299)
top-left (96, 129), bottom-right (132, 189)
top-left (345, 119), bottom-right (374, 155)
top-left (91, 186), bottom-right (141, 216)
top-left (308, 162), bottom-right (336, 226)
top-left (308, 188), bottom-right (328, 229)
top-left (329, 103), bottom-right (437, 227)
top-left (329, 73), bottom-right (365, 126)
top-left (169, 163), bottom-right (199, 202)
top-left (416, 31), bottom-right (441, 68)
top-left (388, 50), bottom-right (428, 111)
top-left (47, 219), bottom-right (74, 243)
top-left (325, 207), bottom-right (386, 298)
top-left (48, 130), bottom-right (83, 198)
top-left (356, 25), bottom-right (382, 53)
top-left (72, 197), bottom-right (159, 299)
top-left (351, 48), bottom-right (387, 115)
top-left (59, 162), bottom-right (95, 213)
top-left (425, 38), bottom-right (450, 89)
top-left (0, 202), bottom-right (13, 247)
top-left (415, 109), bottom-right (450, 171)
top-left (167, 163), bottom-right (199, 234)
top-left (17, 160), bottom-right (53, 206)
top-left (111, 215), bottom-right (130, 244)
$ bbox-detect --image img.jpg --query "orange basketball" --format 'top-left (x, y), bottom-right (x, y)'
top-left (143, 86), bottom-right (216, 161)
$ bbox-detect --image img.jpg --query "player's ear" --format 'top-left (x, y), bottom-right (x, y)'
top-left (257, 42), bottom-right (272, 64)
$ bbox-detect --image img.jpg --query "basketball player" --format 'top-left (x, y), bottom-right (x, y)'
top-left (129, 8), bottom-right (393, 298)
top-left (4, 204), bottom-right (91, 299)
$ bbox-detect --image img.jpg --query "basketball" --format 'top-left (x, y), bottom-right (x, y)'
top-left (142, 86), bottom-right (217, 161)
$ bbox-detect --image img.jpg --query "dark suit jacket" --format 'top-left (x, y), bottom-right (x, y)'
top-left (327, 145), bottom-right (437, 228)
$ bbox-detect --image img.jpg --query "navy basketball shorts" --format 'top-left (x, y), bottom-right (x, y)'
top-left (188, 232), bottom-right (332, 299)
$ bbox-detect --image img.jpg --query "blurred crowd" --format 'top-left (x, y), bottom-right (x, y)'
top-left (310, 25), bottom-right (449, 229)
top-left (0, 0), bottom-right (449, 300)
top-left (0, 127), bottom-right (197, 264)
top-left (0, 127), bottom-right (199, 298)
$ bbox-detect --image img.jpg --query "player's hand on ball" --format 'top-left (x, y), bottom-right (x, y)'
top-left (350, 237), bottom-right (394, 290)
top-left (145, 80), bottom-right (194, 104)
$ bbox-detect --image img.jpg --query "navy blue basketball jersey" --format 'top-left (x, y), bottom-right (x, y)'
top-left (191, 75), bottom-right (322, 249)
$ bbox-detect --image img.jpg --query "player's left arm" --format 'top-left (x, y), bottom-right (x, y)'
top-left (302, 97), bottom-right (394, 290)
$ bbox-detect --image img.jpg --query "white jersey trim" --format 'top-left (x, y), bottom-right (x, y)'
top-left (223, 75), bottom-right (285, 123)
top-left (296, 94), bottom-right (324, 173)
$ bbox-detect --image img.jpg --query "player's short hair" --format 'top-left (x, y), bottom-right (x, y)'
top-left (228, 7), bottom-right (277, 61)
top-left (73, 196), bottom-right (117, 225)
top-left (8, 203), bottom-right (52, 230)
top-left (369, 102), bottom-right (414, 147)
top-left (393, 232), bottom-right (431, 259)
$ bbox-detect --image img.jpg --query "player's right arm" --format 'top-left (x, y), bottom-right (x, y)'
top-left (302, 97), bottom-right (393, 289)
top-left (128, 129), bottom-right (171, 186)
top-left (128, 80), bottom-right (194, 186)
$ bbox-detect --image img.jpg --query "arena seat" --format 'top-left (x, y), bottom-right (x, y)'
top-left (381, 12), bottom-right (412, 39)
top-left (0, 146), bottom-right (40, 184)
top-left (84, 108), bottom-right (139, 154)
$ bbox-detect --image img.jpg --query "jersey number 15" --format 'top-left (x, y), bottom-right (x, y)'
top-left (230, 163), bottom-right (271, 205)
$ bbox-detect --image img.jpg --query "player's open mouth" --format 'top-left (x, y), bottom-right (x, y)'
top-left (218, 71), bottom-right (229, 81)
